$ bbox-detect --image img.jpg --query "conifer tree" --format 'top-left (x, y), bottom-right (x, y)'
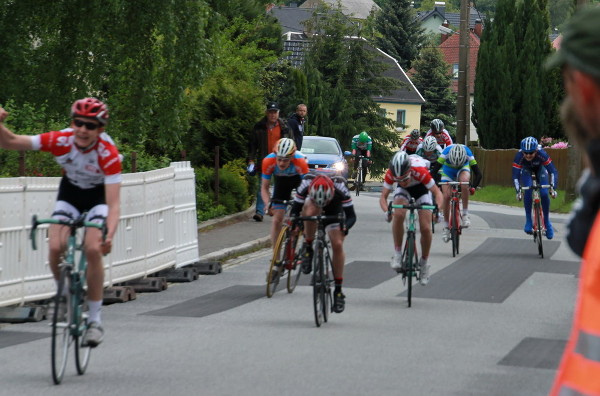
top-left (373, 0), bottom-right (426, 69)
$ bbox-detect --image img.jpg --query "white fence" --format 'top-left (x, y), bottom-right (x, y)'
top-left (0, 161), bottom-right (199, 308)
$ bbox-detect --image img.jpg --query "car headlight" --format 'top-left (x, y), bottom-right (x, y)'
top-left (331, 161), bottom-right (346, 171)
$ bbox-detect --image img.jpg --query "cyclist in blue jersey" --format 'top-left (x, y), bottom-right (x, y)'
top-left (512, 136), bottom-right (558, 239)
top-left (431, 144), bottom-right (482, 241)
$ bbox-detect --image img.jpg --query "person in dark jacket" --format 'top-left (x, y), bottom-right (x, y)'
top-left (247, 102), bottom-right (291, 221)
top-left (287, 104), bottom-right (307, 150)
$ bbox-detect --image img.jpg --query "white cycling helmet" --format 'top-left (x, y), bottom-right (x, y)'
top-left (447, 144), bottom-right (468, 167)
top-left (423, 136), bottom-right (438, 152)
top-left (274, 138), bottom-right (296, 158)
top-left (389, 151), bottom-right (411, 177)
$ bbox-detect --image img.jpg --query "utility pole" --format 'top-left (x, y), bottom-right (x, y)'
top-left (456, 0), bottom-right (470, 144)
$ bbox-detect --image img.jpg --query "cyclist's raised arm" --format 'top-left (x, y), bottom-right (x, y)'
top-left (0, 108), bottom-right (35, 151)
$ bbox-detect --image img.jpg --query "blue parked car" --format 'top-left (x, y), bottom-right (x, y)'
top-left (300, 136), bottom-right (351, 178)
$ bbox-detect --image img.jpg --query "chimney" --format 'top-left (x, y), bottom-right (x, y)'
top-left (441, 19), bottom-right (450, 44)
top-left (474, 19), bottom-right (482, 38)
top-left (434, 1), bottom-right (446, 17)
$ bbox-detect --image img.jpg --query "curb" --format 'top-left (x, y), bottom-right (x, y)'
top-left (197, 205), bottom-right (255, 232)
top-left (198, 236), bottom-right (271, 263)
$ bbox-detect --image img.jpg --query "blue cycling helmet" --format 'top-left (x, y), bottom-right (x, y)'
top-left (520, 137), bottom-right (538, 153)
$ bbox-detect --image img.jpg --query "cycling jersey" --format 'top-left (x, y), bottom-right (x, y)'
top-left (383, 155), bottom-right (435, 190)
top-left (425, 129), bottom-right (453, 148)
top-left (351, 134), bottom-right (372, 151)
top-left (400, 136), bottom-right (423, 154)
top-left (261, 151), bottom-right (309, 179)
top-left (511, 148), bottom-right (558, 191)
top-left (31, 128), bottom-right (122, 189)
top-left (415, 144), bottom-right (443, 163)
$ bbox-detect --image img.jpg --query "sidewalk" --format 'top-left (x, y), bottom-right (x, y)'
top-left (197, 205), bottom-right (273, 262)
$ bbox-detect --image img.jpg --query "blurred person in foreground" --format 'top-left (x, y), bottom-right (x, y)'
top-left (546, 6), bottom-right (600, 396)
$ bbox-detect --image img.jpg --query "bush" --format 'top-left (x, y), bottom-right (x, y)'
top-left (194, 159), bottom-right (253, 222)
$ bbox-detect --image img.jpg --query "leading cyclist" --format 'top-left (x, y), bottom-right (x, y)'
top-left (291, 173), bottom-right (356, 313)
top-left (261, 138), bottom-right (309, 257)
top-left (432, 144), bottom-right (482, 241)
top-left (512, 136), bottom-right (558, 239)
top-left (0, 98), bottom-right (121, 348)
top-left (379, 152), bottom-right (444, 285)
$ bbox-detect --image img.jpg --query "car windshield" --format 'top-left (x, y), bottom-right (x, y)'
top-left (301, 139), bottom-right (340, 155)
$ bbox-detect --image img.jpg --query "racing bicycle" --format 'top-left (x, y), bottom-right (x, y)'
top-left (31, 213), bottom-right (106, 385)
top-left (294, 213), bottom-right (344, 327)
top-left (439, 181), bottom-right (470, 257)
top-left (520, 174), bottom-right (552, 258)
top-left (353, 155), bottom-right (367, 196)
top-left (266, 200), bottom-right (305, 297)
top-left (389, 199), bottom-right (437, 307)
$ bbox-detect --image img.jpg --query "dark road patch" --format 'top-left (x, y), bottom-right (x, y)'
top-left (498, 337), bottom-right (566, 369)
top-left (0, 330), bottom-right (48, 349)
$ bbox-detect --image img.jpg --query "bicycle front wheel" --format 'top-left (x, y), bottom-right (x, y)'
top-left (74, 295), bottom-right (91, 374)
top-left (313, 246), bottom-right (326, 327)
top-left (535, 204), bottom-right (544, 258)
top-left (287, 230), bottom-right (304, 293)
top-left (403, 234), bottom-right (416, 308)
top-left (355, 167), bottom-right (362, 196)
top-left (451, 202), bottom-right (460, 257)
top-left (266, 225), bottom-right (288, 297)
top-left (51, 266), bottom-right (73, 385)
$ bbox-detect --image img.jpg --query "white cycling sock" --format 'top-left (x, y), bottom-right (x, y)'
top-left (462, 209), bottom-right (469, 216)
top-left (87, 300), bottom-right (102, 324)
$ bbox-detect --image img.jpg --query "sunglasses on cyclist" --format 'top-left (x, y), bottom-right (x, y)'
top-left (73, 119), bottom-right (101, 130)
top-left (523, 151), bottom-right (536, 155)
top-left (398, 173), bottom-right (411, 182)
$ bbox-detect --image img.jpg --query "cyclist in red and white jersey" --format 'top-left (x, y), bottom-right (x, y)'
top-left (400, 129), bottom-right (423, 155)
top-left (424, 119), bottom-right (453, 148)
top-left (0, 98), bottom-right (121, 348)
top-left (379, 152), bottom-right (444, 285)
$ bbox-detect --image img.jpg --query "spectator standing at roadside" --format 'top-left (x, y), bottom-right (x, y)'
top-left (288, 104), bottom-right (307, 150)
top-left (247, 102), bottom-right (291, 222)
top-left (546, 7), bottom-right (600, 396)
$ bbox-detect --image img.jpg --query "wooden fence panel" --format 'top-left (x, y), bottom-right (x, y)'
top-left (471, 148), bottom-right (582, 190)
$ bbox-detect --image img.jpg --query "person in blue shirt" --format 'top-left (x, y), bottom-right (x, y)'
top-left (431, 144), bottom-right (482, 242)
top-left (512, 136), bottom-right (558, 239)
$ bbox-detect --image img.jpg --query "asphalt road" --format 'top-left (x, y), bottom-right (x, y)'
top-left (0, 193), bottom-right (579, 395)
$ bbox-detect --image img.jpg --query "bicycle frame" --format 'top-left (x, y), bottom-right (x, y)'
top-left (390, 199), bottom-right (436, 307)
top-left (30, 213), bottom-right (106, 384)
top-left (354, 155), bottom-right (366, 196)
top-left (295, 213), bottom-right (344, 327)
top-left (520, 175), bottom-right (551, 258)
top-left (439, 181), bottom-right (469, 257)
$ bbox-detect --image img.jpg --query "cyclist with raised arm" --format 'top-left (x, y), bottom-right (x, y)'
top-left (292, 173), bottom-right (356, 313)
top-left (351, 131), bottom-right (372, 187)
top-left (379, 152), bottom-right (444, 285)
top-left (0, 98), bottom-right (121, 348)
top-left (400, 129), bottom-right (423, 155)
top-left (261, 138), bottom-right (309, 254)
top-left (432, 144), bottom-right (482, 241)
top-left (425, 119), bottom-right (453, 149)
top-left (512, 136), bottom-right (558, 239)
top-left (416, 135), bottom-right (443, 184)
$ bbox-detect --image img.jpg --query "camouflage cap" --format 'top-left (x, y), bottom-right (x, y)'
top-left (545, 7), bottom-right (600, 79)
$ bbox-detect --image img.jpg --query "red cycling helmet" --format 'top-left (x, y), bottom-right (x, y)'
top-left (71, 98), bottom-right (109, 125)
top-left (308, 175), bottom-right (335, 208)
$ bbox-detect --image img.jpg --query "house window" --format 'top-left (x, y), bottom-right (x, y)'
top-left (453, 63), bottom-right (459, 79)
top-left (396, 110), bottom-right (406, 125)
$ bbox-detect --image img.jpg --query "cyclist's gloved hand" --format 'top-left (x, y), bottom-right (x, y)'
top-left (469, 187), bottom-right (475, 196)
top-left (384, 211), bottom-right (392, 223)
top-left (550, 189), bottom-right (557, 199)
top-left (516, 192), bottom-right (522, 201)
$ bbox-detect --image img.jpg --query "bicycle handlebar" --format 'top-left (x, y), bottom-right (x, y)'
top-left (30, 213), bottom-right (107, 251)
top-left (293, 213), bottom-right (345, 223)
top-left (391, 203), bottom-right (437, 211)
top-left (521, 185), bottom-right (552, 191)
top-left (438, 181), bottom-right (470, 185)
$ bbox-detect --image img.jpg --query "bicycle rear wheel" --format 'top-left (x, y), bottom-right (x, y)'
top-left (51, 266), bottom-right (73, 385)
top-left (287, 229), bottom-right (304, 293)
top-left (312, 246), bottom-right (326, 327)
top-left (266, 225), bottom-right (288, 298)
top-left (535, 204), bottom-right (544, 258)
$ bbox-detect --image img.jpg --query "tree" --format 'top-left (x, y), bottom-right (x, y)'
top-left (372, 0), bottom-right (426, 69)
top-left (411, 46), bottom-right (457, 136)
